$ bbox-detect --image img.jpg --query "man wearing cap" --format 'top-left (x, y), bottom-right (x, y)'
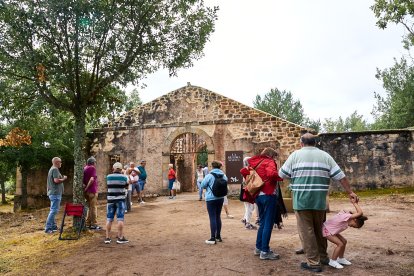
top-left (83, 156), bottom-right (100, 230)
top-left (45, 157), bottom-right (67, 234)
top-left (137, 160), bottom-right (147, 204)
top-left (279, 133), bottom-right (358, 273)
top-left (105, 162), bottom-right (129, 244)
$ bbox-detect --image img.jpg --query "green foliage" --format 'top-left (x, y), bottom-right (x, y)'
top-left (124, 88), bottom-right (143, 112)
top-left (0, 0), bottom-right (218, 202)
top-left (371, 0), bottom-right (414, 49)
top-left (253, 88), bottom-right (306, 125)
top-left (322, 111), bottom-right (370, 133)
top-left (372, 57), bottom-right (414, 129)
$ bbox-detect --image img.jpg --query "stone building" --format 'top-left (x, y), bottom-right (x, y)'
top-left (13, 85), bottom-right (413, 210)
top-left (90, 84), bottom-right (307, 195)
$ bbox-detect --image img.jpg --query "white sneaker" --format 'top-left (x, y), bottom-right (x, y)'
top-left (337, 258), bottom-right (352, 265)
top-left (140, 200), bottom-right (145, 204)
top-left (329, 259), bottom-right (344, 269)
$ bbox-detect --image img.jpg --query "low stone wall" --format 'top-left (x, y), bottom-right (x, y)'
top-left (319, 130), bottom-right (414, 191)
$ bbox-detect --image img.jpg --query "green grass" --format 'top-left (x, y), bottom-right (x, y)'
top-left (330, 186), bottom-right (414, 199)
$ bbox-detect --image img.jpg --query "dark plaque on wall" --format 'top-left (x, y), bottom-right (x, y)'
top-left (225, 151), bottom-right (243, 184)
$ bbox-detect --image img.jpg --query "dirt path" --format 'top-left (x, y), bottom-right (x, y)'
top-left (19, 193), bottom-right (414, 275)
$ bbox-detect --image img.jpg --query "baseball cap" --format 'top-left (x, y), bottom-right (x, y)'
top-left (87, 157), bottom-right (96, 165)
top-left (113, 162), bottom-right (123, 170)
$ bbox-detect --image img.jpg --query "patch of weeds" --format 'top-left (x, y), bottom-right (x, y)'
top-left (330, 187), bottom-right (414, 199)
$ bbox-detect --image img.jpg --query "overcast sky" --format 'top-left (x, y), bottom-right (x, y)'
top-left (133, 1), bottom-right (406, 123)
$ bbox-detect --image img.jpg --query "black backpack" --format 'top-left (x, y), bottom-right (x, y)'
top-left (209, 173), bottom-right (228, 197)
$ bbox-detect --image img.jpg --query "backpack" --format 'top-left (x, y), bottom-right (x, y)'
top-left (209, 173), bottom-right (228, 197)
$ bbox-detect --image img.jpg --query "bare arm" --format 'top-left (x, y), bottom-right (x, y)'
top-left (84, 177), bottom-right (94, 191)
top-left (339, 177), bottom-right (359, 203)
top-left (53, 175), bottom-right (67, 184)
top-left (350, 199), bottom-right (363, 219)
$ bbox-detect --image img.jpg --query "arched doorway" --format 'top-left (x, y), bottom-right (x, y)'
top-left (170, 133), bottom-right (207, 192)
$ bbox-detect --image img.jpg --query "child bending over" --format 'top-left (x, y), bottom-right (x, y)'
top-left (322, 198), bottom-right (368, 269)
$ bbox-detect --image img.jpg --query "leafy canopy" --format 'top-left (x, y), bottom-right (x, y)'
top-left (253, 88), bottom-right (306, 125)
top-left (372, 57), bottom-right (414, 129)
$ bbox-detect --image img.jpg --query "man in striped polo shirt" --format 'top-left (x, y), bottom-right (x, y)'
top-left (105, 162), bottom-right (129, 244)
top-left (279, 133), bottom-right (358, 273)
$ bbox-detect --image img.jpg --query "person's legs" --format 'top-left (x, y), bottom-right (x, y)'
top-left (295, 210), bottom-right (321, 268)
top-left (215, 198), bottom-right (224, 238)
top-left (126, 190), bottom-right (131, 211)
top-left (89, 193), bottom-right (98, 225)
top-left (256, 195), bottom-right (277, 253)
top-left (206, 200), bottom-right (217, 239)
top-left (45, 195), bottom-right (61, 232)
top-left (314, 210), bottom-right (329, 263)
top-left (84, 192), bottom-right (92, 227)
top-left (168, 179), bottom-right (174, 198)
top-left (115, 201), bottom-right (126, 239)
top-left (197, 180), bottom-right (203, 199)
top-left (336, 234), bottom-right (347, 258)
top-left (105, 203), bottom-right (115, 240)
top-left (138, 180), bottom-right (145, 202)
top-left (326, 235), bottom-right (344, 260)
top-left (132, 183), bottom-right (139, 201)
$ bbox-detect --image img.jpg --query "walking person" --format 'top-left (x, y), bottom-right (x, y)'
top-left (137, 160), bottom-right (147, 204)
top-left (200, 161), bottom-right (227, 245)
top-left (83, 156), bottom-right (101, 229)
top-left (168, 163), bottom-right (176, 199)
top-left (105, 162), bottom-right (129, 244)
top-left (241, 148), bottom-right (284, 260)
top-left (279, 133), bottom-right (358, 273)
top-left (240, 157), bottom-right (257, 230)
top-left (196, 165), bottom-right (204, 200)
top-left (45, 157), bottom-right (67, 234)
top-left (323, 198), bottom-right (367, 269)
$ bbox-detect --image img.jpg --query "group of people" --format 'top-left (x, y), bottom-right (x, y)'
top-left (44, 132), bottom-right (367, 272)
top-left (198, 133), bottom-right (367, 273)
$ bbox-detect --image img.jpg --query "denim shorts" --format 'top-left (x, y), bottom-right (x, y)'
top-left (138, 180), bottom-right (146, 191)
top-left (131, 182), bottom-right (140, 193)
top-left (168, 179), bottom-right (175, 190)
top-left (106, 201), bottom-right (125, 222)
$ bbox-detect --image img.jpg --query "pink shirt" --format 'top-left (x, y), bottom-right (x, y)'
top-left (322, 211), bottom-right (352, 237)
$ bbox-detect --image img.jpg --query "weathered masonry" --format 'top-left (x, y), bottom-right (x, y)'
top-left (90, 85), bottom-right (307, 195)
top-left (319, 130), bottom-right (414, 191)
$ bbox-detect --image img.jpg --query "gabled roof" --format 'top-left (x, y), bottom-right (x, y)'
top-left (102, 84), bottom-right (305, 129)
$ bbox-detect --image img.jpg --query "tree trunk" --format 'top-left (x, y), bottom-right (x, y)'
top-left (73, 111), bottom-right (87, 230)
top-left (0, 179), bottom-right (6, 204)
top-left (21, 166), bottom-right (28, 209)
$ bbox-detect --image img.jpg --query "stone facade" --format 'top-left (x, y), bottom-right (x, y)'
top-left (90, 85), bottom-right (307, 195)
top-left (319, 130), bottom-right (414, 191)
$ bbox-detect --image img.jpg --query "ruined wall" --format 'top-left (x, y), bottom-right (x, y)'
top-left (319, 130), bottom-right (414, 191)
top-left (90, 85), bottom-right (307, 195)
top-left (14, 164), bottom-right (74, 211)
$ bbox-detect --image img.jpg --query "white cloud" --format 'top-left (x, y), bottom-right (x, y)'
top-left (133, 0), bottom-right (405, 123)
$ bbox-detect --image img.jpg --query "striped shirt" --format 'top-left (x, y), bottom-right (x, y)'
top-left (106, 172), bottom-right (128, 203)
top-left (279, 147), bottom-right (345, 210)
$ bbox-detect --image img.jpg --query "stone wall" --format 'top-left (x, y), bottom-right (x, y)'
top-left (90, 85), bottom-right (308, 195)
top-left (319, 130), bottom-right (414, 191)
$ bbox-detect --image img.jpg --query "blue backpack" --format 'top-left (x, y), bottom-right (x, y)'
top-left (209, 173), bottom-right (228, 197)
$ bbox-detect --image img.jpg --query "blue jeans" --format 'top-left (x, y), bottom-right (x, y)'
top-left (206, 198), bottom-right (224, 238)
top-left (197, 180), bottom-right (203, 199)
top-left (45, 194), bottom-right (62, 232)
top-left (255, 194), bottom-right (277, 252)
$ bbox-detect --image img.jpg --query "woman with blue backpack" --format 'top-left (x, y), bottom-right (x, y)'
top-left (200, 160), bottom-right (228, 245)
